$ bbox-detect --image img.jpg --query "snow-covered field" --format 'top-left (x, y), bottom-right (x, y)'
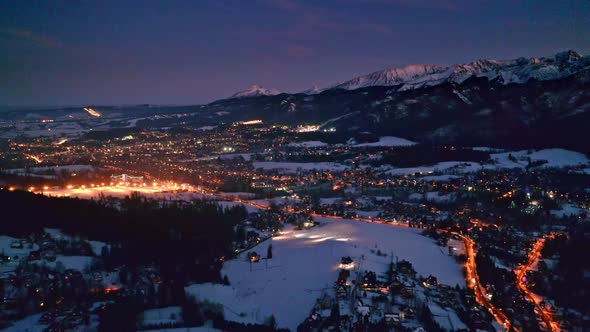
top-left (216, 201), bottom-right (261, 213)
top-left (429, 303), bottom-right (468, 331)
top-left (252, 161), bottom-right (349, 174)
top-left (353, 136), bottom-right (416, 147)
top-left (489, 148), bottom-right (589, 169)
top-left (384, 148), bottom-right (589, 176)
top-left (1, 122), bottom-right (88, 138)
top-left (4, 164), bottom-right (97, 177)
top-left (31, 255), bottom-right (94, 272)
top-left (386, 161), bottom-right (483, 176)
top-left (550, 203), bottom-right (590, 218)
top-left (0, 236), bottom-right (39, 273)
top-left (186, 217), bottom-right (463, 331)
top-left (0, 313), bottom-right (47, 332)
top-left (141, 306), bottom-right (183, 327)
top-left (142, 327), bottom-right (221, 332)
top-left (287, 141), bottom-right (328, 148)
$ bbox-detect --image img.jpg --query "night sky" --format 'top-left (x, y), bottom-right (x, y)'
top-left (1, 0), bottom-right (589, 106)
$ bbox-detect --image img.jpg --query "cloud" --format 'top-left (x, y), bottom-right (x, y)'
top-left (0, 27), bottom-right (63, 49)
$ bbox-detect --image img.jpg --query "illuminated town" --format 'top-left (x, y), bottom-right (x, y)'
top-left (1, 1), bottom-right (590, 332)
top-left (1, 112), bottom-right (589, 332)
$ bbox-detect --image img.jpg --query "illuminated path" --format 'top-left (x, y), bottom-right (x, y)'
top-left (455, 233), bottom-right (511, 330)
top-left (515, 234), bottom-right (561, 332)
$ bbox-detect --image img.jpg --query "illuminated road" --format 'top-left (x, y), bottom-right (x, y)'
top-left (452, 233), bottom-right (511, 330)
top-left (515, 235), bottom-right (561, 332)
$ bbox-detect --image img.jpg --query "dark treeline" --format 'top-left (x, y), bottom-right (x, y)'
top-left (365, 144), bottom-right (491, 168)
top-left (0, 190), bottom-right (248, 282)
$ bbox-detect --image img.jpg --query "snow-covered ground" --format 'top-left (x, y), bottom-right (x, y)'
top-left (287, 141), bottom-right (328, 148)
top-left (425, 191), bottom-right (457, 204)
top-left (1, 122), bottom-right (88, 138)
top-left (216, 201), bottom-right (261, 213)
top-left (419, 175), bottom-right (460, 182)
top-left (0, 313), bottom-right (47, 332)
top-left (353, 136), bottom-right (417, 147)
top-left (320, 197), bottom-right (342, 205)
top-left (31, 255), bottom-right (94, 272)
top-left (489, 148), bottom-right (589, 169)
top-left (252, 161), bottom-right (349, 174)
top-left (88, 240), bottom-right (109, 256)
top-left (4, 164), bottom-right (96, 177)
top-left (186, 217), bottom-right (463, 331)
top-left (428, 303), bottom-right (468, 331)
top-left (384, 148), bottom-right (589, 176)
top-left (550, 203), bottom-right (590, 218)
top-left (142, 327), bottom-right (221, 332)
top-left (385, 161), bottom-right (484, 176)
top-left (0, 236), bottom-right (39, 273)
top-left (217, 153), bottom-right (254, 161)
top-left (141, 306), bottom-right (183, 327)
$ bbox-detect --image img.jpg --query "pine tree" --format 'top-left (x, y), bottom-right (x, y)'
top-left (267, 244), bottom-right (273, 259)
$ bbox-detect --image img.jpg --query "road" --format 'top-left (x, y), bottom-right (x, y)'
top-left (515, 235), bottom-right (561, 332)
top-left (453, 232), bottom-right (511, 330)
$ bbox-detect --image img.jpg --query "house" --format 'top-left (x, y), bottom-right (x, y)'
top-left (362, 271), bottom-right (377, 288)
top-left (248, 251), bottom-right (260, 263)
top-left (385, 312), bottom-right (401, 326)
top-left (335, 283), bottom-right (348, 298)
top-left (423, 275), bottom-right (438, 287)
top-left (397, 260), bottom-right (415, 275)
top-left (339, 256), bottom-right (354, 269)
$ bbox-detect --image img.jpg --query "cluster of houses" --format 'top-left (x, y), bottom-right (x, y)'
top-left (0, 230), bottom-right (165, 331)
top-left (298, 254), bottom-right (479, 332)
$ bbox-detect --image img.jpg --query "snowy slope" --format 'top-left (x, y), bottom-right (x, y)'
top-left (186, 217), bottom-right (464, 331)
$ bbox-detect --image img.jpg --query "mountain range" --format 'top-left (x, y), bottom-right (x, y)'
top-left (209, 50), bottom-right (590, 152)
top-left (229, 50), bottom-right (589, 98)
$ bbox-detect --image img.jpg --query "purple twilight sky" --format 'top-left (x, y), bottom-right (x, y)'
top-left (1, 0), bottom-right (589, 106)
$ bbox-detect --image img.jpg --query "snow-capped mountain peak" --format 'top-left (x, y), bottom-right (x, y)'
top-left (330, 64), bottom-right (447, 91)
top-left (322, 50), bottom-right (589, 93)
top-left (229, 85), bottom-right (281, 99)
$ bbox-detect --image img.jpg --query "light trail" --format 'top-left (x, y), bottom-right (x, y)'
top-left (515, 234), bottom-right (561, 332)
top-left (24, 154), bottom-right (43, 163)
top-left (83, 107), bottom-right (102, 117)
top-left (455, 233), bottom-right (511, 330)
